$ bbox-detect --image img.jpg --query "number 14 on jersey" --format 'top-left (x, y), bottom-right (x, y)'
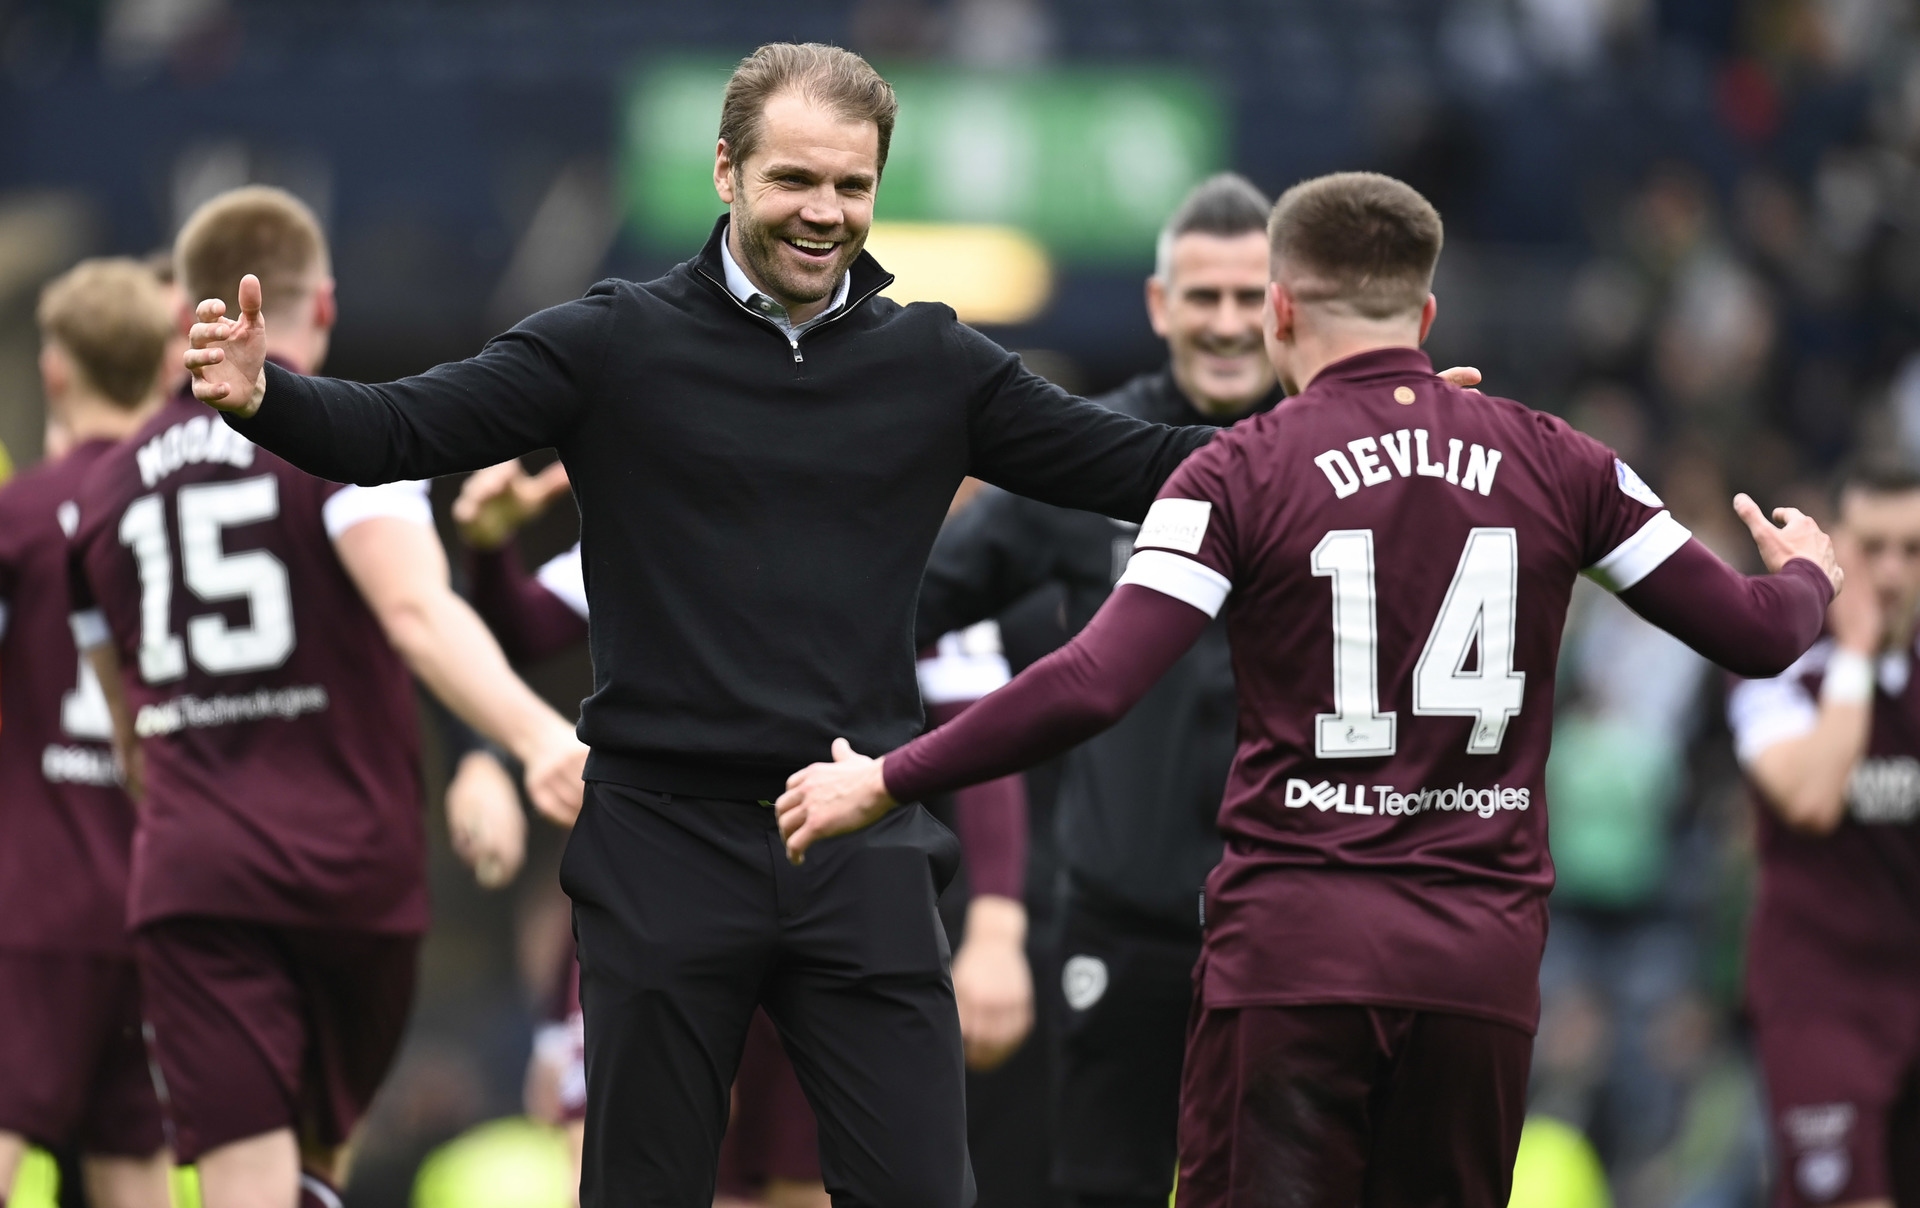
top-left (1311, 527), bottom-right (1526, 759)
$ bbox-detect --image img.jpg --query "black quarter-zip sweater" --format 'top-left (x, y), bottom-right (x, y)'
top-left (232, 217), bottom-right (1214, 801)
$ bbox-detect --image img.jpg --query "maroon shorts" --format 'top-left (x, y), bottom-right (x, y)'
top-left (0, 950), bottom-right (164, 1156)
top-left (1176, 1003), bottom-right (1531, 1208)
top-left (715, 1008), bottom-right (822, 1195)
top-left (133, 918), bottom-right (419, 1163)
top-left (1755, 1013), bottom-right (1920, 1207)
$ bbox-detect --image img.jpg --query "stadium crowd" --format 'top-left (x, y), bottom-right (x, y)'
top-left (0, 3), bottom-right (1918, 1208)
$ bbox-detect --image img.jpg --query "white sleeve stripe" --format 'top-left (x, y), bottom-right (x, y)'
top-left (0, 600), bottom-right (9, 642)
top-left (69, 609), bottom-right (109, 651)
top-left (1586, 511), bottom-right (1691, 592)
top-left (1727, 673), bottom-right (1820, 766)
top-left (534, 544), bottom-right (590, 620)
top-left (1116, 549), bottom-right (1232, 618)
top-left (322, 481), bottom-right (434, 540)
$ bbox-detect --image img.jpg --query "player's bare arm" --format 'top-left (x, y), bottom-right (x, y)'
top-left (333, 516), bottom-right (588, 824)
top-left (778, 586), bottom-right (1211, 862)
top-left (185, 273), bottom-right (269, 418)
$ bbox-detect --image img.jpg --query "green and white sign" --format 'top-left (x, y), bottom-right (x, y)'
top-left (620, 59), bottom-right (1226, 263)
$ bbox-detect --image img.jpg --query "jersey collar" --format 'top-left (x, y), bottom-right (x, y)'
top-left (1311, 346), bottom-right (1436, 384)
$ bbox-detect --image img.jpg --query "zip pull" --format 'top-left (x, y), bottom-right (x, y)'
top-left (791, 339), bottom-right (804, 364)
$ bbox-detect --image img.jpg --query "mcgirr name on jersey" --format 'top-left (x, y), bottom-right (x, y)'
top-left (1314, 429), bottom-right (1503, 501)
top-left (1285, 777), bottom-right (1531, 819)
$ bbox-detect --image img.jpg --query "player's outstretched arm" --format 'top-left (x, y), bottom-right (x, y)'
top-left (1616, 494), bottom-right (1839, 678)
top-left (334, 517), bottom-right (588, 824)
top-left (1740, 534), bottom-right (1875, 835)
top-left (189, 276), bottom-right (609, 487)
top-left (776, 584), bottom-right (1210, 862)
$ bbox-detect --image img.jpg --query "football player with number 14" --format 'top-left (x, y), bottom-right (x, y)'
top-left (777, 171), bottom-right (1842, 1207)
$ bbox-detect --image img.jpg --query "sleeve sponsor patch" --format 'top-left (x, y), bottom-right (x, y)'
top-left (1615, 459), bottom-right (1663, 508)
top-left (1133, 498), bottom-right (1212, 554)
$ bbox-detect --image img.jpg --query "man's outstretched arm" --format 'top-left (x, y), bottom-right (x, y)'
top-left (776, 584), bottom-right (1210, 862)
top-left (187, 274), bottom-right (611, 485)
top-left (1615, 494), bottom-right (1838, 678)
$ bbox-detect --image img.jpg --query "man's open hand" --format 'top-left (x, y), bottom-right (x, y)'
top-left (953, 896), bottom-right (1034, 1070)
top-left (776, 739), bottom-right (897, 864)
top-left (446, 749), bottom-right (527, 889)
top-left (1438, 366), bottom-right (1482, 392)
top-left (185, 274), bottom-right (269, 418)
top-left (1734, 493), bottom-right (1843, 594)
top-left (454, 459), bottom-right (573, 551)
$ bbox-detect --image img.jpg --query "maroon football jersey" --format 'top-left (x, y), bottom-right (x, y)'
top-left (1125, 348), bottom-right (1682, 1032)
top-left (0, 440), bottom-right (138, 953)
top-left (1727, 640), bottom-right (1920, 1021)
top-left (70, 394), bottom-right (428, 933)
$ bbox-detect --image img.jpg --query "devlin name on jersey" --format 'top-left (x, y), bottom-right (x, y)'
top-left (1313, 428), bottom-right (1503, 500)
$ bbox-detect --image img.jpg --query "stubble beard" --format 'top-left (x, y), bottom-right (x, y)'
top-left (735, 202), bottom-right (862, 311)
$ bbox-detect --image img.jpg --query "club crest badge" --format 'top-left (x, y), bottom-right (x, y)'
top-left (1062, 955), bottom-right (1109, 1011)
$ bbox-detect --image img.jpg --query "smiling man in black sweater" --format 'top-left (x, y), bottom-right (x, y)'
top-left (182, 42), bottom-right (1209, 1208)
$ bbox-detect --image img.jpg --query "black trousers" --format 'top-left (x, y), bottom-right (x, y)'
top-left (561, 781), bottom-right (975, 1208)
top-left (1052, 888), bottom-right (1202, 1202)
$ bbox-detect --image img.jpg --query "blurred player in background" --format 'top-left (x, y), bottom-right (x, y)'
top-left (452, 457), bottom-right (1033, 1208)
top-left (0, 259), bottom-right (176, 1208)
top-left (67, 185), bottom-right (586, 1208)
top-left (1727, 460), bottom-right (1920, 1208)
top-left (778, 171), bottom-right (1841, 1207)
top-left (915, 172), bottom-right (1279, 1208)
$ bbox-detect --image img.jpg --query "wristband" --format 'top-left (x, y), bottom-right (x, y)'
top-left (1821, 649), bottom-right (1874, 705)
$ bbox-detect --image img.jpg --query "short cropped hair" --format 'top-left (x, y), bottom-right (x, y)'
top-left (37, 258), bottom-right (175, 408)
top-left (175, 185), bottom-right (328, 316)
top-left (1268, 172), bottom-right (1443, 320)
top-left (719, 43), bottom-right (899, 176)
top-left (1154, 173), bottom-right (1272, 282)
top-left (1837, 456), bottom-right (1920, 505)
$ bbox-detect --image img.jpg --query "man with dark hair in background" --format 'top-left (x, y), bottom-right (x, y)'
top-left (70, 185), bottom-right (585, 1208)
top-left (780, 170), bottom-right (1842, 1206)
top-left (0, 258), bottom-right (178, 1208)
top-left (1727, 460), bottom-right (1920, 1208)
top-left (915, 172), bottom-right (1280, 1208)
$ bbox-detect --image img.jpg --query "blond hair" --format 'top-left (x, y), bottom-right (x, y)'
top-left (175, 185), bottom-right (328, 316)
top-left (1268, 172), bottom-right (1443, 320)
top-left (719, 43), bottom-right (898, 175)
top-left (37, 258), bottom-right (175, 408)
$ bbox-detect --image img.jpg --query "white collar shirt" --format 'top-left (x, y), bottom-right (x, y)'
top-left (720, 224), bottom-right (853, 339)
